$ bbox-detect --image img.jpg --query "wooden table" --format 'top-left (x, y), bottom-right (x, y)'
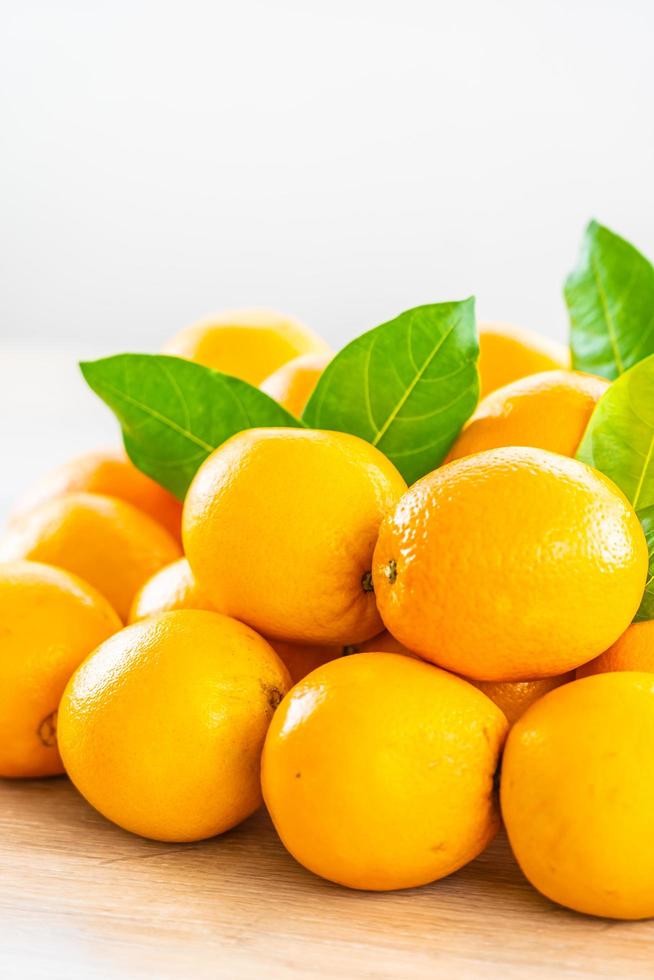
top-left (1, 779), bottom-right (653, 979)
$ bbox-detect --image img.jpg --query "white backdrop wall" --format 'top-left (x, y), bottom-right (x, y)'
top-left (2, 0), bottom-right (654, 355)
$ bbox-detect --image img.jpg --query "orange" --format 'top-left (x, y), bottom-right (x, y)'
top-left (260, 351), bottom-right (332, 417)
top-left (129, 559), bottom-right (341, 683)
top-left (471, 674), bottom-right (574, 725)
top-left (128, 557), bottom-right (214, 623)
top-left (0, 561), bottom-right (120, 778)
top-left (478, 322), bottom-right (569, 398)
top-left (446, 370), bottom-right (608, 463)
top-left (0, 492), bottom-right (181, 620)
top-left (184, 428), bottom-right (407, 645)
top-left (9, 448), bottom-right (183, 542)
top-left (163, 308), bottom-right (330, 386)
top-left (373, 447), bottom-right (647, 681)
top-left (58, 610), bottom-right (291, 842)
top-left (262, 653), bottom-right (508, 890)
top-left (268, 640), bottom-right (341, 684)
top-left (347, 632), bottom-right (573, 722)
top-left (502, 673), bottom-right (654, 919)
top-left (577, 621), bottom-right (654, 678)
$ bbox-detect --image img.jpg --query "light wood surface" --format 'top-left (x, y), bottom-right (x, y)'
top-left (1, 779), bottom-right (653, 979)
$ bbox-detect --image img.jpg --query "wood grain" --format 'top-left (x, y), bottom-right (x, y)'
top-left (0, 779), bottom-right (652, 979)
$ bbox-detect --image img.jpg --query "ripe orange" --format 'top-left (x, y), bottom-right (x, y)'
top-left (262, 653), bottom-right (508, 890)
top-left (260, 351), bottom-right (332, 417)
top-left (0, 561), bottom-right (120, 778)
top-left (58, 610), bottom-right (291, 842)
top-left (0, 492), bottom-right (181, 620)
top-left (577, 621), bottom-right (654, 678)
top-left (471, 675), bottom-right (574, 725)
top-left (267, 640), bottom-right (341, 684)
top-left (478, 322), bottom-right (569, 397)
top-left (128, 558), bottom-right (214, 623)
top-left (446, 370), bottom-right (608, 463)
top-left (502, 673), bottom-right (654, 919)
top-left (9, 448), bottom-right (183, 542)
top-left (163, 308), bottom-right (330, 386)
top-left (184, 428), bottom-right (407, 645)
top-left (373, 447), bottom-right (648, 681)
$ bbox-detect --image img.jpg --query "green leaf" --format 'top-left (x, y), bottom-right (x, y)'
top-left (576, 354), bottom-right (654, 512)
top-left (577, 354), bottom-right (654, 620)
top-left (80, 354), bottom-right (303, 499)
top-left (634, 506), bottom-right (654, 622)
top-left (301, 299), bottom-right (479, 484)
top-left (564, 220), bottom-right (654, 380)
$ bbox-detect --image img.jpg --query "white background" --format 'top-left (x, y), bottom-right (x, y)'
top-left (2, 0), bottom-right (654, 513)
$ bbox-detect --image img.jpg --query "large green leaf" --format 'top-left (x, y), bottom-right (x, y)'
top-left (577, 354), bottom-right (654, 621)
top-left (302, 299), bottom-right (479, 484)
top-left (81, 354), bottom-right (303, 499)
top-left (565, 221), bottom-right (654, 380)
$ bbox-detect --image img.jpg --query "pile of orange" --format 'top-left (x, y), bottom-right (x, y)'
top-left (2, 308), bottom-right (654, 922)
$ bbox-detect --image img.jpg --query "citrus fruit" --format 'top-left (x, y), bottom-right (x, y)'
top-left (373, 447), bottom-right (648, 681)
top-left (268, 640), bottom-right (341, 684)
top-left (262, 652), bottom-right (508, 890)
top-left (163, 308), bottom-right (329, 386)
top-left (471, 675), bottom-right (573, 725)
top-left (9, 448), bottom-right (183, 542)
top-left (478, 322), bottom-right (569, 397)
top-left (343, 630), bottom-right (415, 657)
top-left (0, 492), bottom-right (181, 620)
top-left (501, 672), bottom-right (654, 919)
top-left (446, 370), bottom-right (608, 463)
top-left (129, 558), bottom-right (214, 623)
top-left (260, 351), bottom-right (332, 417)
top-left (577, 621), bottom-right (654, 678)
top-left (58, 610), bottom-right (291, 842)
top-left (184, 428), bottom-right (407, 644)
top-left (0, 561), bottom-right (120, 778)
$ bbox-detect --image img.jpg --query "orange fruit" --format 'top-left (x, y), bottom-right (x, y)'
top-left (501, 673), bottom-right (654, 919)
top-left (9, 448), bottom-right (183, 542)
top-left (373, 447), bottom-right (648, 681)
top-left (268, 640), bottom-right (341, 684)
top-left (0, 492), bottom-right (181, 620)
top-left (0, 561), bottom-right (120, 778)
top-left (471, 674), bottom-right (574, 725)
top-left (58, 610), bottom-right (291, 842)
top-left (262, 653), bottom-right (507, 890)
top-left (260, 351), bottom-right (332, 418)
top-left (163, 308), bottom-right (330, 386)
top-left (343, 630), bottom-right (415, 657)
top-left (577, 621), bottom-right (654, 678)
top-left (184, 428), bottom-right (407, 645)
top-left (478, 322), bottom-right (569, 398)
top-left (129, 557), bottom-right (214, 623)
top-left (446, 370), bottom-right (608, 463)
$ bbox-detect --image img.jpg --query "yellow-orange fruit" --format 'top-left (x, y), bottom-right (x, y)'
top-left (260, 351), bottom-right (332, 418)
top-left (502, 673), bottom-right (654, 919)
top-left (58, 610), bottom-right (291, 842)
top-left (129, 558), bottom-right (214, 623)
top-left (577, 621), bottom-right (654, 678)
top-left (9, 448), bottom-right (183, 542)
top-left (373, 447), bottom-right (648, 681)
top-left (184, 428), bottom-right (407, 645)
top-left (262, 653), bottom-right (508, 890)
top-left (447, 370), bottom-right (608, 463)
top-left (0, 561), bottom-right (121, 778)
top-left (268, 640), bottom-right (342, 684)
top-left (163, 308), bottom-right (329, 386)
top-left (471, 675), bottom-right (574, 725)
top-left (0, 492), bottom-right (181, 620)
top-left (478, 322), bottom-right (569, 398)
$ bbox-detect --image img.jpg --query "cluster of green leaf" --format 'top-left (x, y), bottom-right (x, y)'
top-left (82, 220), bottom-right (654, 620)
top-left (81, 298), bottom-right (479, 494)
top-left (569, 224), bottom-right (654, 621)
